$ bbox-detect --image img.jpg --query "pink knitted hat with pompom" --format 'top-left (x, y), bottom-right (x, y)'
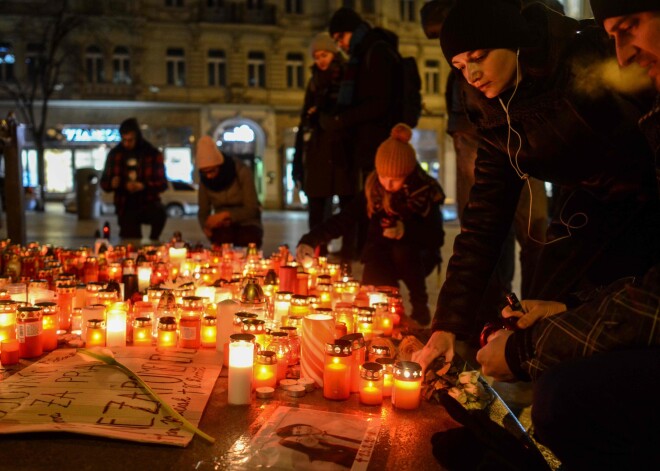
top-left (375, 123), bottom-right (417, 178)
top-left (196, 135), bottom-right (224, 169)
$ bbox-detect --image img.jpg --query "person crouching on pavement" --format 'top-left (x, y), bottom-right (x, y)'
top-left (196, 135), bottom-right (263, 248)
top-left (296, 123), bottom-right (445, 326)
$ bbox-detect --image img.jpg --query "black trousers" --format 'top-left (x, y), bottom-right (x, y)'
top-left (118, 201), bottom-right (167, 240)
top-left (532, 348), bottom-right (660, 471)
top-left (210, 223), bottom-right (263, 249)
top-left (307, 194), bottom-right (356, 260)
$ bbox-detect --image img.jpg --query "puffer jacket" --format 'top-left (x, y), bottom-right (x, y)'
top-left (432, 5), bottom-right (660, 340)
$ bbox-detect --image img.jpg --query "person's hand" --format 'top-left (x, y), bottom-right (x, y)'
top-left (111, 176), bottom-right (120, 189)
top-left (411, 330), bottom-right (456, 372)
top-left (125, 181), bottom-right (144, 193)
top-left (296, 244), bottom-right (315, 266)
top-left (319, 112), bottom-right (342, 131)
top-left (503, 299), bottom-right (567, 329)
top-left (382, 220), bottom-right (404, 239)
top-left (205, 211), bottom-right (231, 229)
top-left (476, 329), bottom-right (515, 381)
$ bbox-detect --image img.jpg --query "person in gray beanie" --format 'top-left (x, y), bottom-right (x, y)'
top-left (292, 32), bottom-right (356, 262)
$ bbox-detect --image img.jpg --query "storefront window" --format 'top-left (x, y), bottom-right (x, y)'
top-left (164, 147), bottom-right (193, 183)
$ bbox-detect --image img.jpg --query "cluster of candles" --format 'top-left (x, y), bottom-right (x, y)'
top-left (0, 238), bottom-right (423, 410)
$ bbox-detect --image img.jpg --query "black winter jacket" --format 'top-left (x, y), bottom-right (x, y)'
top-left (433, 6), bottom-right (660, 340)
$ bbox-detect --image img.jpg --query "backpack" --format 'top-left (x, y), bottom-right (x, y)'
top-left (398, 55), bottom-right (423, 128)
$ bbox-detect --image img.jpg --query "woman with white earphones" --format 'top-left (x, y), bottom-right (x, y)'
top-left (413, 0), bottom-right (660, 371)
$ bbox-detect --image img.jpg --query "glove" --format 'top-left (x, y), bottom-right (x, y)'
top-left (319, 112), bottom-right (343, 131)
top-left (382, 220), bottom-right (405, 240)
top-left (296, 243), bottom-right (315, 265)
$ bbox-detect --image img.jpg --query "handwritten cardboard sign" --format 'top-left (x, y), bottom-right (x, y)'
top-left (0, 347), bottom-right (222, 446)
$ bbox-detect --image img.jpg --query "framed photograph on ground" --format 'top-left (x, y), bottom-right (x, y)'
top-left (228, 406), bottom-right (381, 470)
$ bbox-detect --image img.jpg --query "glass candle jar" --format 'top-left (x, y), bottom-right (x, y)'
top-left (36, 301), bottom-right (59, 352)
top-left (201, 315), bottom-right (217, 348)
top-left (289, 294), bottom-right (309, 318)
top-left (266, 331), bottom-right (290, 382)
top-left (359, 362), bottom-right (384, 406)
top-left (106, 307), bottom-right (127, 347)
top-left (315, 283), bottom-right (332, 309)
top-left (85, 319), bottom-right (106, 348)
top-left (0, 300), bottom-right (17, 342)
top-left (17, 306), bottom-right (43, 358)
top-left (272, 291), bottom-right (292, 326)
top-left (228, 333), bottom-right (255, 405)
top-left (233, 311), bottom-right (258, 334)
top-left (334, 302), bottom-right (356, 334)
top-left (253, 350), bottom-right (277, 390)
top-left (341, 333), bottom-right (366, 394)
top-left (81, 304), bottom-right (106, 341)
top-left (241, 318), bottom-right (266, 350)
top-left (279, 326), bottom-right (300, 365)
top-left (369, 344), bottom-right (391, 363)
top-left (392, 361), bottom-right (423, 410)
top-left (322, 340), bottom-right (352, 401)
top-left (157, 316), bottom-right (177, 347)
top-left (375, 357), bottom-right (395, 398)
top-left (56, 284), bottom-right (76, 332)
top-left (179, 312), bottom-right (201, 349)
top-left (357, 307), bottom-right (374, 341)
top-left (132, 317), bottom-right (153, 346)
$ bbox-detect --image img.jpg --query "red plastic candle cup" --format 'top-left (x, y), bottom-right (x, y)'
top-left (1, 339), bottom-right (20, 365)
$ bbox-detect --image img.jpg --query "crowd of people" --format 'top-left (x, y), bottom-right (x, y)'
top-left (99, 1), bottom-right (659, 468)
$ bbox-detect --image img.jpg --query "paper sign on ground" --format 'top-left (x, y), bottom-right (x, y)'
top-left (0, 347), bottom-right (222, 446)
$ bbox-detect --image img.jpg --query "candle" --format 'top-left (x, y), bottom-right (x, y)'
top-left (157, 316), bottom-right (177, 348)
top-left (376, 357), bottom-right (395, 398)
top-left (369, 344), bottom-right (391, 363)
top-left (392, 361), bottom-right (423, 410)
top-left (106, 308), bottom-right (127, 347)
top-left (216, 299), bottom-right (240, 365)
top-left (241, 318), bottom-right (266, 350)
top-left (341, 333), bottom-right (366, 393)
top-left (38, 302), bottom-right (59, 352)
top-left (273, 291), bottom-right (292, 326)
top-left (0, 338), bottom-right (19, 365)
top-left (168, 246), bottom-right (187, 271)
top-left (56, 284), bottom-right (76, 332)
top-left (85, 319), bottom-right (106, 348)
top-left (201, 315), bottom-right (217, 348)
top-left (322, 341), bottom-right (352, 401)
top-left (357, 307), bottom-right (374, 341)
top-left (300, 313), bottom-right (335, 387)
top-left (280, 326), bottom-right (300, 365)
top-left (179, 313), bottom-right (201, 349)
top-left (17, 306), bottom-right (43, 358)
top-left (253, 350), bottom-right (277, 390)
top-left (81, 304), bottom-right (106, 340)
top-left (0, 300), bottom-right (17, 342)
top-left (334, 302), bottom-right (356, 334)
top-left (228, 333), bottom-right (255, 405)
top-left (359, 362), bottom-right (384, 406)
top-left (279, 265), bottom-right (297, 292)
top-left (132, 317), bottom-right (153, 346)
top-left (137, 263), bottom-right (152, 293)
top-left (265, 331), bottom-right (290, 382)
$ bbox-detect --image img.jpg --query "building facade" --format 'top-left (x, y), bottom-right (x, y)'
top-left (0, 0), bottom-right (592, 209)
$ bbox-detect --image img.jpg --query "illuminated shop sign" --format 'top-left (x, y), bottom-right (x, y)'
top-left (223, 124), bottom-right (255, 143)
top-left (61, 127), bottom-right (121, 143)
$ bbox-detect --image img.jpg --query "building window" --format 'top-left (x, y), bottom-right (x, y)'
top-left (247, 51), bottom-right (265, 88)
top-left (285, 53), bottom-right (304, 89)
top-left (0, 43), bottom-right (15, 82)
top-left (112, 46), bottom-right (131, 84)
top-left (166, 47), bottom-right (186, 86)
top-left (165, 0), bottom-right (183, 6)
top-left (207, 49), bottom-right (226, 87)
top-left (362, 0), bottom-right (375, 14)
top-left (400, 0), bottom-right (415, 22)
top-left (85, 45), bottom-right (104, 83)
top-left (285, 0), bottom-right (302, 14)
top-left (424, 59), bottom-right (440, 95)
top-left (25, 43), bottom-right (44, 81)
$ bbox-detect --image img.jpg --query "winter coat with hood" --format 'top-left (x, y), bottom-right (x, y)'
top-left (432, 4), bottom-right (660, 341)
top-left (292, 53), bottom-right (356, 198)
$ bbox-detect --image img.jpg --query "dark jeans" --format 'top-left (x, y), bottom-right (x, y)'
top-left (210, 223), bottom-right (263, 248)
top-left (118, 202), bottom-right (167, 240)
top-left (532, 348), bottom-right (660, 471)
top-left (307, 194), bottom-right (356, 259)
top-left (361, 241), bottom-right (438, 315)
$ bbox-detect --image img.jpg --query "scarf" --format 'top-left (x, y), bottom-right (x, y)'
top-left (200, 155), bottom-right (237, 192)
top-left (337, 22), bottom-right (370, 107)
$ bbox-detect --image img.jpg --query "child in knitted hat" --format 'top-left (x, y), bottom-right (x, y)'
top-left (296, 123), bottom-right (445, 326)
